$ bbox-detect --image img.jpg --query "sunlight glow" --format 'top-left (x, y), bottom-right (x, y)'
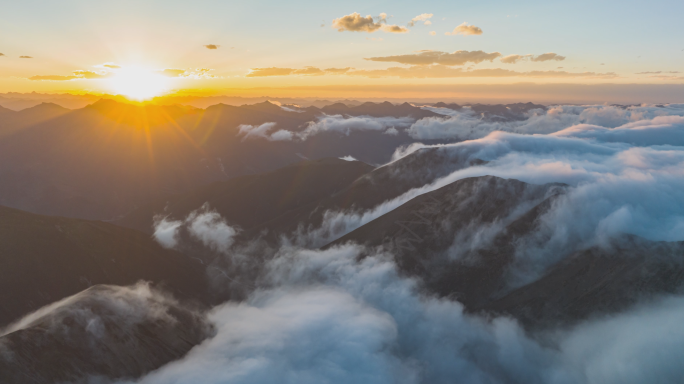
top-left (108, 67), bottom-right (169, 100)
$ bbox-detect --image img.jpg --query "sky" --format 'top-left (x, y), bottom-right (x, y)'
top-left (0, 0), bottom-right (683, 100)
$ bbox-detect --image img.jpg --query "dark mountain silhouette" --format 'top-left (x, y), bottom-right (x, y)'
top-left (0, 99), bottom-right (443, 221)
top-left (0, 102), bottom-right (70, 138)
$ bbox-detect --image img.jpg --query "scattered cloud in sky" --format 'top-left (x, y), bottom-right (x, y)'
top-left (332, 12), bottom-right (407, 33)
top-left (332, 12), bottom-right (385, 32)
top-left (531, 52), bottom-right (566, 62)
top-left (72, 70), bottom-right (112, 79)
top-left (382, 25), bottom-right (409, 33)
top-left (19, 56), bottom-right (33, 59)
top-left (408, 13), bottom-right (433, 27)
top-left (0, 53), bottom-right (4, 57)
top-left (103, 63), bottom-right (121, 69)
top-left (365, 50), bottom-right (502, 66)
top-left (445, 22), bottom-right (482, 36)
top-left (324, 67), bottom-right (352, 74)
top-left (430, 31), bottom-right (436, 36)
top-left (500, 54), bottom-right (530, 64)
top-left (204, 44), bottom-right (220, 49)
top-left (501, 53), bottom-right (566, 64)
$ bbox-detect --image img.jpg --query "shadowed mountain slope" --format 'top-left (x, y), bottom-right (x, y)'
top-left (115, 157), bottom-right (374, 233)
top-left (0, 284), bottom-right (212, 384)
top-left (0, 205), bottom-right (208, 328)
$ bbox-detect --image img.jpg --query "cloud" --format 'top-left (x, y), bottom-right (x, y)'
top-left (72, 70), bottom-right (112, 79)
top-left (0, 53), bottom-right (4, 57)
top-left (501, 53), bottom-right (566, 64)
top-left (430, 31), bottom-right (436, 36)
top-left (365, 50), bottom-right (502, 66)
top-left (238, 122), bottom-right (295, 141)
top-left (246, 67), bottom-right (295, 77)
top-left (347, 65), bottom-right (617, 79)
top-left (324, 67), bottom-right (353, 74)
top-left (293, 66), bottom-right (325, 76)
top-left (332, 12), bottom-right (407, 33)
top-left (530, 52), bottom-right (566, 62)
top-left (19, 56), bottom-right (33, 59)
top-left (104, 63), bottom-right (121, 69)
top-left (445, 22), bottom-right (483, 36)
top-left (382, 25), bottom-right (409, 33)
top-left (332, 12), bottom-right (385, 32)
top-left (246, 67), bottom-right (351, 77)
top-left (407, 104), bottom-right (684, 141)
top-left (500, 54), bottom-right (531, 64)
top-left (204, 44), bottom-right (220, 49)
top-left (339, 155), bottom-right (358, 161)
top-left (153, 204), bottom-right (240, 253)
top-left (231, 115), bottom-right (414, 145)
top-left (128, 239), bottom-right (684, 384)
top-left (408, 13), bottom-right (433, 27)
top-left (298, 115), bottom-right (414, 140)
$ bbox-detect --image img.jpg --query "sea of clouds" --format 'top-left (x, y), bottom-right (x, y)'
top-left (8, 103), bottom-right (684, 383)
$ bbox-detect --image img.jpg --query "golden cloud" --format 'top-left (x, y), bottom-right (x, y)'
top-left (445, 22), bottom-right (483, 36)
top-left (204, 44), bottom-right (220, 49)
top-left (332, 12), bottom-right (407, 33)
top-left (247, 67), bottom-right (354, 77)
top-left (20, 56), bottom-right (33, 59)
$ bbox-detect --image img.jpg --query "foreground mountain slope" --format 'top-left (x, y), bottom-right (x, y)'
top-left (0, 205), bottom-right (208, 327)
top-left (0, 284), bottom-right (212, 384)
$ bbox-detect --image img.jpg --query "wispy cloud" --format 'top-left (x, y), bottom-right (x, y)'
top-left (246, 67), bottom-right (353, 77)
top-left (408, 13), bottom-right (433, 27)
top-left (501, 53), bottom-right (566, 64)
top-left (204, 44), bottom-right (220, 49)
top-left (365, 50), bottom-right (502, 66)
top-left (445, 22), bottom-right (482, 36)
top-left (19, 55), bottom-right (33, 59)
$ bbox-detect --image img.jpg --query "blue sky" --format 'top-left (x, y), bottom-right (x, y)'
top-left (0, 0), bottom-right (682, 95)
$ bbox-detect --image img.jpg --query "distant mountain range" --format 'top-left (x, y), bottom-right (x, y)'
top-left (0, 99), bottom-right (543, 221)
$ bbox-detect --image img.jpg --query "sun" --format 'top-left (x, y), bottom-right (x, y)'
top-left (108, 67), bottom-right (169, 100)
